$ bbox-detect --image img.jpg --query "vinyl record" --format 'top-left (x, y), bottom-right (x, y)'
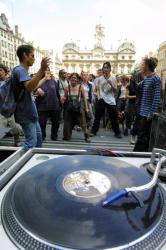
top-left (2, 155), bottom-right (166, 250)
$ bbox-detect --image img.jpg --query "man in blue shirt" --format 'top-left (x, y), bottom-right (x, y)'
top-left (134, 57), bottom-right (161, 152)
top-left (13, 44), bottom-right (50, 151)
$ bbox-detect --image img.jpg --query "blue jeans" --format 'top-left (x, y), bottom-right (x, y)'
top-left (21, 121), bottom-right (43, 152)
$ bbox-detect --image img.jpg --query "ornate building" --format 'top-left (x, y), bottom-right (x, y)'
top-left (62, 24), bottom-right (136, 75)
top-left (0, 13), bottom-right (61, 77)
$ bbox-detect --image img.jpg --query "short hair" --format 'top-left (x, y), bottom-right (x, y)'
top-left (16, 44), bottom-right (34, 62)
top-left (102, 61), bottom-right (111, 71)
top-left (0, 64), bottom-right (8, 74)
top-left (144, 57), bottom-right (158, 72)
top-left (59, 69), bottom-right (66, 76)
top-left (69, 73), bottom-right (81, 81)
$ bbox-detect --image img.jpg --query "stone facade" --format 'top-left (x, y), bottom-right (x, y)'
top-left (0, 13), bottom-right (61, 77)
top-left (62, 24), bottom-right (136, 75)
top-left (157, 41), bottom-right (166, 89)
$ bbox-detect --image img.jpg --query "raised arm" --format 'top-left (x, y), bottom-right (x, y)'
top-left (25, 57), bottom-right (50, 92)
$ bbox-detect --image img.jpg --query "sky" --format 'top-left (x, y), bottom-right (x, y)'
top-left (0, 0), bottom-right (165, 62)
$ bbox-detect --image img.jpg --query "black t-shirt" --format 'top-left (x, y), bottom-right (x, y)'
top-left (127, 80), bottom-right (136, 103)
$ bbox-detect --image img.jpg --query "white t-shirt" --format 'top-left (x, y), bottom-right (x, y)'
top-left (97, 75), bottom-right (117, 105)
top-left (59, 79), bottom-right (69, 96)
top-left (119, 85), bottom-right (126, 99)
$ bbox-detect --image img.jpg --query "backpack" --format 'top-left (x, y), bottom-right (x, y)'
top-left (0, 76), bottom-right (25, 118)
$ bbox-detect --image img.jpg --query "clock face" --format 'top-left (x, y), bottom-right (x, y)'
top-left (93, 46), bottom-right (104, 57)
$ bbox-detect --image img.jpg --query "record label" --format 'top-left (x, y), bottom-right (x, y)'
top-left (62, 170), bottom-right (111, 198)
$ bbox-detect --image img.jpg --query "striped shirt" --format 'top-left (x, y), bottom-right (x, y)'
top-left (139, 75), bottom-right (161, 118)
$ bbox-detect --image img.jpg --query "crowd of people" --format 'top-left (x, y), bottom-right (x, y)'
top-left (0, 44), bottom-right (161, 152)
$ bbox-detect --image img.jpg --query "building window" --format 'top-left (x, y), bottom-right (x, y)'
top-left (128, 64), bottom-right (132, 73)
top-left (129, 56), bottom-right (132, 60)
top-left (81, 56), bottom-right (84, 59)
top-left (122, 56), bottom-right (125, 60)
top-left (72, 64), bottom-right (76, 72)
top-left (79, 64), bottom-right (84, 71)
top-left (65, 55), bottom-right (69, 59)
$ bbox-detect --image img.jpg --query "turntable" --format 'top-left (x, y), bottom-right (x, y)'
top-left (0, 147), bottom-right (166, 250)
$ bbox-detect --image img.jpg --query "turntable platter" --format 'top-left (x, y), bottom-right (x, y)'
top-left (2, 155), bottom-right (166, 250)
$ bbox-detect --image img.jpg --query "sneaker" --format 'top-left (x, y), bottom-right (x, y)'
top-left (14, 141), bottom-right (22, 147)
top-left (76, 126), bottom-right (81, 132)
top-left (85, 137), bottom-right (91, 143)
top-left (63, 137), bottom-right (70, 141)
top-left (115, 134), bottom-right (122, 139)
top-left (51, 137), bottom-right (58, 141)
top-left (14, 134), bottom-right (21, 147)
top-left (89, 132), bottom-right (96, 137)
top-left (130, 135), bottom-right (136, 144)
top-left (84, 133), bottom-right (91, 143)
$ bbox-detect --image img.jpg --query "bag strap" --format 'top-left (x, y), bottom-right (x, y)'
top-left (68, 84), bottom-right (71, 98)
top-left (16, 88), bottom-right (25, 104)
top-left (59, 79), bottom-right (64, 91)
top-left (59, 79), bottom-right (69, 91)
top-left (77, 84), bottom-right (81, 100)
top-left (10, 77), bottom-right (25, 104)
top-left (10, 66), bottom-right (25, 104)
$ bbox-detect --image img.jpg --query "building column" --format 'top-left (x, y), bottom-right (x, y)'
top-left (124, 64), bottom-right (128, 74)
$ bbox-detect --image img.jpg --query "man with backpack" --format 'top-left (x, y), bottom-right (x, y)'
top-left (0, 64), bottom-right (22, 146)
top-left (12, 44), bottom-right (50, 151)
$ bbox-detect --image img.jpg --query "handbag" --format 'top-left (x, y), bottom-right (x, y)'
top-left (67, 84), bottom-right (81, 113)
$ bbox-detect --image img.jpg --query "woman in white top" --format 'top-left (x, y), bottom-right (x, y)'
top-left (81, 71), bottom-right (94, 128)
top-left (116, 75), bottom-right (128, 112)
